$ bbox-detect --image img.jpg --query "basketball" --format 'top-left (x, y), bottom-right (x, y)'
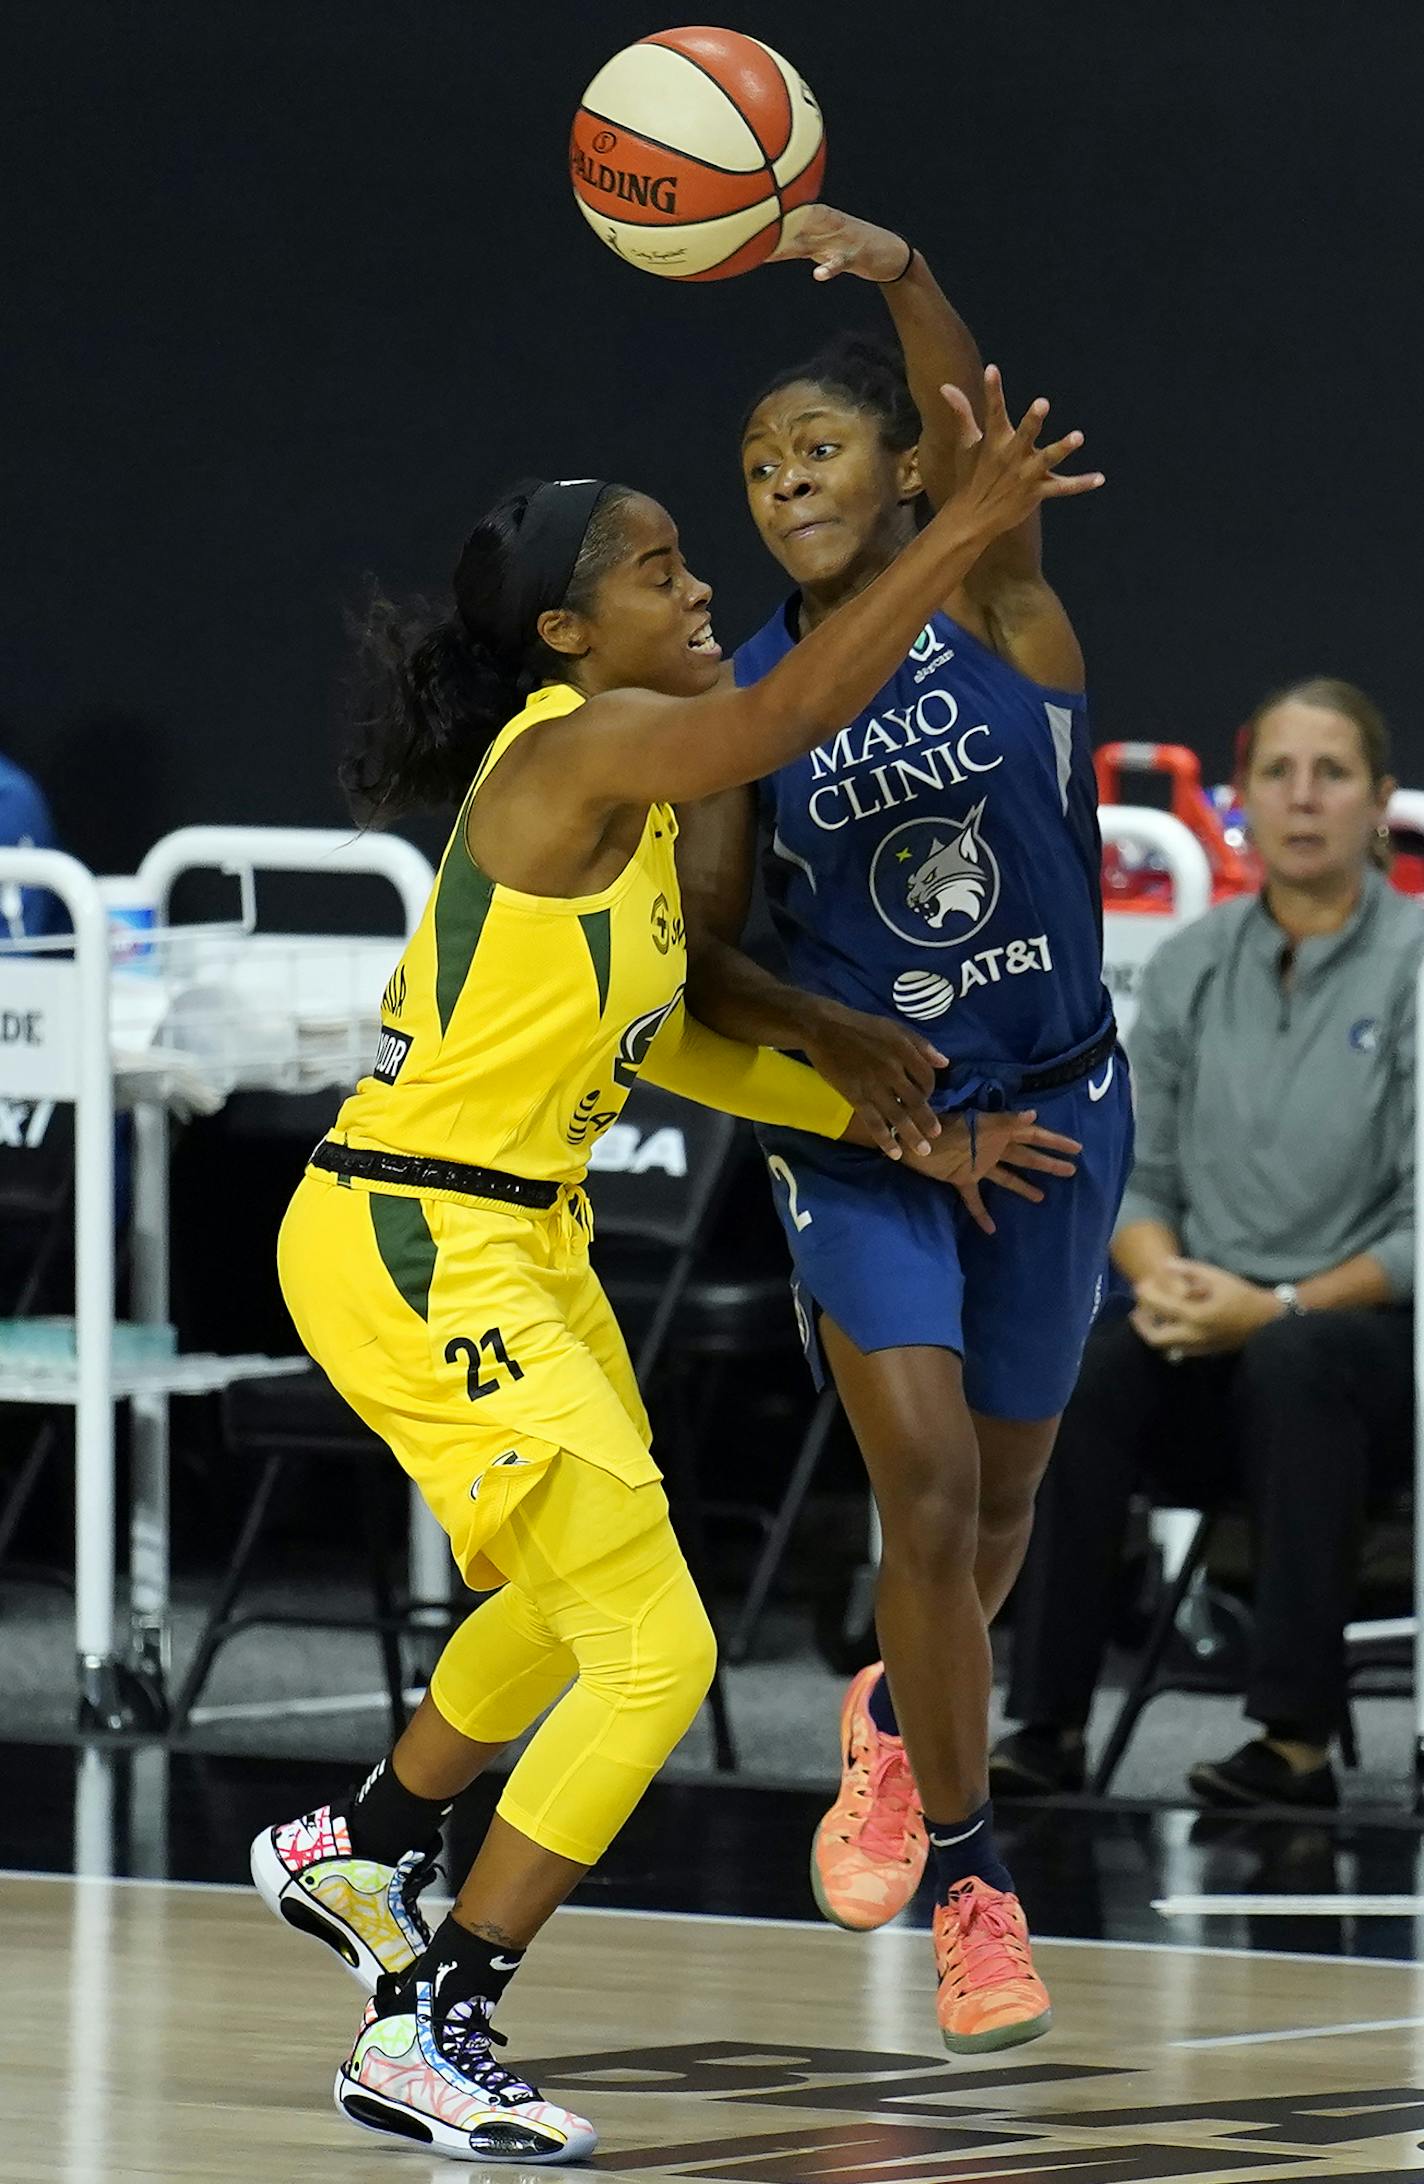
top-left (570, 26), bottom-right (826, 281)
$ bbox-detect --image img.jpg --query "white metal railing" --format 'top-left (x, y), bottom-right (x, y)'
top-left (0, 826), bottom-right (436, 1729)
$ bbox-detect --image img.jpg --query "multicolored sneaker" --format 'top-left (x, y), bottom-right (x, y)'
top-left (810, 1662), bottom-right (927, 1931)
top-left (335, 1975), bottom-right (598, 2164)
top-left (249, 1805), bottom-right (437, 1992)
top-left (932, 1877), bottom-right (1053, 2053)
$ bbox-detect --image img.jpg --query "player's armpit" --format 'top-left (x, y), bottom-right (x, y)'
top-left (965, 570), bottom-right (1085, 694)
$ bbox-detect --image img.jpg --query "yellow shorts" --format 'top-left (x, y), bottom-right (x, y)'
top-left (277, 1166), bottom-right (658, 1588)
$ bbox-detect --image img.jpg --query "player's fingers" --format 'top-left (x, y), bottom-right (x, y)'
top-left (892, 1041), bottom-right (940, 1098)
top-left (865, 1085), bottom-right (929, 1153)
top-left (1011, 395), bottom-right (1052, 452)
top-left (1005, 1148), bottom-right (1077, 1177)
top-left (1024, 1124), bottom-right (1082, 1154)
top-left (958, 1180), bottom-right (996, 1234)
top-left (1036, 427), bottom-right (1085, 470)
top-left (938, 382), bottom-right (982, 448)
top-left (812, 251), bottom-right (847, 281)
top-left (1040, 468), bottom-right (1106, 498)
top-left (987, 1167), bottom-right (1045, 1204)
top-left (861, 1106), bottom-right (904, 1159)
top-left (895, 1092), bottom-right (940, 1150)
top-left (981, 362), bottom-right (1011, 438)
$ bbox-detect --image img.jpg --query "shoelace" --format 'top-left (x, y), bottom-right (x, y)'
top-left (439, 1997), bottom-right (539, 2104)
top-left (939, 1886), bottom-right (1032, 1994)
top-left (397, 1849), bottom-right (442, 1928)
top-left (846, 1740), bottom-right (921, 1863)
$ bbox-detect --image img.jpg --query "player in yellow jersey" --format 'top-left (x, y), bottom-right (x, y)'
top-left (250, 373), bottom-right (1099, 2165)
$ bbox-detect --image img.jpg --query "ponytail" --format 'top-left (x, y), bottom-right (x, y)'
top-left (340, 478), bottom-right (637, 823)
top-left (341, 593), bottom-right (518, 823)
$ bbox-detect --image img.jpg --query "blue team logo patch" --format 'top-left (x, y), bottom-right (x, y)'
top-left (1349, 1017), bottom-right (1380, 1053)
top-left (869, 802), bottom-right (1001, 949)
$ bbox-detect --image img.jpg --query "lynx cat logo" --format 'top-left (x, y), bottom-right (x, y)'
top-left (870, 803), bottom-right (1000, 949)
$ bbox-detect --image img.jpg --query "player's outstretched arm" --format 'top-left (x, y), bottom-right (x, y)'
top-left (770, 203), bottom-right (1087, 687)
top-left (768, 203), bottom-right (989, 520)
top-left (550, 370), bottom-right (1099, 809)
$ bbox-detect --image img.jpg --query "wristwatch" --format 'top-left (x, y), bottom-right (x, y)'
top-left (1272, 1282), bottom-right (1305, 1315)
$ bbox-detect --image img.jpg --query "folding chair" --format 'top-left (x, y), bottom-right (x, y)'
top-left (0, 1099), bottom-right (79, 1587)
top-left (1088, 1495), bottom-right (1412, 1795)
top-left (167, 1090), bottom-right (459, 1738)
top-left (167, 1367), bottom-right (456, 1739)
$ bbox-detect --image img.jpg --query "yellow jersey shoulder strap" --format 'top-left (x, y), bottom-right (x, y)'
top-left (469, 682), bottom-right (586, 800)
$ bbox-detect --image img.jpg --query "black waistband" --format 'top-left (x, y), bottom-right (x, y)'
top-left (1013, 1024), bottom-right (1118, 1098)
top-left (310, 1140), bottom-right (560, 1210)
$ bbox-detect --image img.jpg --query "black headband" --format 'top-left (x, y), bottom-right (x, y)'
top-left (456, 477), bottom-right (612, 662)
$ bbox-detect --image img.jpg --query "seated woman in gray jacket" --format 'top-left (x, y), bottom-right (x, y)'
top-left (993, 677), bottom-right (1422, 1808)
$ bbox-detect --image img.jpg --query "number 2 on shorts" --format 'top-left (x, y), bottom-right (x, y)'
top-left (767, 1153), bottom-right (813, 1231)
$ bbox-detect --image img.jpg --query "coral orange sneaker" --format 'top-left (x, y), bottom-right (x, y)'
top-left (810, 1663), bottom-right (927, 1932)
top-left (932, 1877), bottom-right (1053, 2053)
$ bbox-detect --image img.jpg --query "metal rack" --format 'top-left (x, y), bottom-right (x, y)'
top-left (0, 825), bottom-right (438, 1730)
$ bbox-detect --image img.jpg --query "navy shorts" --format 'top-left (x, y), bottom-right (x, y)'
top-left (757, 1049), bottom-right (1134, 1422)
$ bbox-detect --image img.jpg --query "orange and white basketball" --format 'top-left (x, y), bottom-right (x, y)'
top-left (570, 26), bottom-right (826, 281)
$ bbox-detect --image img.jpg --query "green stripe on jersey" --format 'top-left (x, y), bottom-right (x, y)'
top-left (369, 1192), bottom-right (437, 1321)
top-left (433, 829), bottom-right (496, 1036)
top-left (578, 908), bottom-right (612, 1016)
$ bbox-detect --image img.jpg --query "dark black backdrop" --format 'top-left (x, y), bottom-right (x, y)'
top-left (4, 0), bottom-right (1420, 878)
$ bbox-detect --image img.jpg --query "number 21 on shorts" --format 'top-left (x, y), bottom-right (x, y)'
top-left (767, 1154), bottom-right (813, 1231)
top-left (446, 1327), bottom-right (525, 1401)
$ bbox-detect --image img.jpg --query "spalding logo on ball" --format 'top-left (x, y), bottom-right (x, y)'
top-left (571, 25), bottom-right (825, 281)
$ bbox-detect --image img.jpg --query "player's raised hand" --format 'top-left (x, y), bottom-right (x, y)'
top-left (767, 203), bottom-right (912, 285)
top-left (937, 365), bottom-right (1103, 544)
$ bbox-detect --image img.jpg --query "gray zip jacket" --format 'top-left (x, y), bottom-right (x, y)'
top-left (1119, 868), bottom-right (1423, 1298)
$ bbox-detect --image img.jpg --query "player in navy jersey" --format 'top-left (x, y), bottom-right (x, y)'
top-left (678, 206), bottom-right (1132, 2052)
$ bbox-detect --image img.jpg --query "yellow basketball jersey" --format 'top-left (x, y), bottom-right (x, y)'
top-left (334, 683), bottom-right (688, 1185)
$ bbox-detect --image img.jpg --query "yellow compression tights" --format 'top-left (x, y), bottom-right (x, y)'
top-left (429, 1455), bottom-right (716, 1866)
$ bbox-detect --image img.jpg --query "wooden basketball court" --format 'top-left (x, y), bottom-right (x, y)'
top-left (9, 1869), bottom-right (1424, 2181)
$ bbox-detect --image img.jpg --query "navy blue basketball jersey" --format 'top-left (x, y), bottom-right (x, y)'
top-left (735, 602), bottom-right (1110, 1070)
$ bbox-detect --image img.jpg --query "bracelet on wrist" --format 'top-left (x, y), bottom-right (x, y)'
top-left (877, 240), bottom-right (916, 285)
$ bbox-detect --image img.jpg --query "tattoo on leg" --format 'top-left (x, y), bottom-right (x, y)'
top-left (453, 1917), bottom-right (526, 1951)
